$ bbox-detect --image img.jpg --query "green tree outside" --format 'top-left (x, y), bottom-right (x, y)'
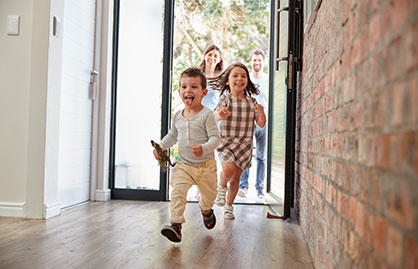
top-left (171, 0), bottom-right (270, 112)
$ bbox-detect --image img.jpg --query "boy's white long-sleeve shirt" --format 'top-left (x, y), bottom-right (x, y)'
top-left (159, 107), bottom-right (220, 166)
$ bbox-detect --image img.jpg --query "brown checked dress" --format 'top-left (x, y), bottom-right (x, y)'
top-left (216, 92), bottom-right (257, 170)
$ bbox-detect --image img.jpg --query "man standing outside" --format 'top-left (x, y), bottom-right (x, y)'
top-left (238, 50), bottom-right (269, 198)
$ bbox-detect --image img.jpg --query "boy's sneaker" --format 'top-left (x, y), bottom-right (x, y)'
top-left (224, 204), bottom-right (235, 220)
top-left (214, 185), bottom-right (228, 207)
top-left (257, 189), bottom-right (264, 198)
top-left (237, 188), bottom-right (247, 198)
top-left (161, 223), bottom-right (182, 242)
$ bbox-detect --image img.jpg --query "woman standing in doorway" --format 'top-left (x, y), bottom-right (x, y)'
top-left (196, 45), bottom-right (224, 201)
top-left (199, 44), bottom-right (224, 111)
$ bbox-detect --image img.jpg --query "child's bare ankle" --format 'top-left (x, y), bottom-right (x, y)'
top-left (202, 209), bottom-right (210, 214)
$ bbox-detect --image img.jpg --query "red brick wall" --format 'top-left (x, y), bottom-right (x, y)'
top-left (296, 0), bottom-right (418, 267)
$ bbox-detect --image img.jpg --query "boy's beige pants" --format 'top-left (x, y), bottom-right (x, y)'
top-left (170, 159), bottom-right (218, 224)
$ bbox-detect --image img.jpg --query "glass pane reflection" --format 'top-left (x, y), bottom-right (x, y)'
top-left (269, 0), bottom-right (289, 202)
top-left (270, 61), bottom-right (287, 201)
top-left (114, 1), bottom-right (165, 190)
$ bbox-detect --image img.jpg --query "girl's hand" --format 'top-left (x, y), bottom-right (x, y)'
top-left (191, 144), bottom-right (203, 157)
top-left (255, 104), bottom-right (265, 116)
top-left (153, 149), bottom-right (161, 160)
top-left (215, 107), bottom-right (232, 121)
top-left (255, 104), bottom-right (266, 128)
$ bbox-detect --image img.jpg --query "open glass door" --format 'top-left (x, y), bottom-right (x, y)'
top-left (109, 0), bottom-right (301, 207)
top-left (110, 0), bottom-right (173, 200)
top-left (170, 0), bottom-right (272, 203)
top-left (267, 0), bottom-right (301, 218)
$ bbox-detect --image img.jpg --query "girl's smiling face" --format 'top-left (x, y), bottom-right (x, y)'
top-left (228, 67), bottom-right (248, 97)
top-left (179, 75), bottom-right (207, 108)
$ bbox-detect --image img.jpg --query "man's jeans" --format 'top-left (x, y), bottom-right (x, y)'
top-left (240, 125), bottom-right (266, 190)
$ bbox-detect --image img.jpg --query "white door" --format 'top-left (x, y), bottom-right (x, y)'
top-left (58, 0), bottom-right (97, 208)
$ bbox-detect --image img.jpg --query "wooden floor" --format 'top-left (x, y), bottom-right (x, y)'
top-left (0, 201), bottom-right (313, 269)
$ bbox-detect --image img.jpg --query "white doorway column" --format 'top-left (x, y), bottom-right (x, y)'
top-left (43, 0), bottom-right (65, 218)
top-left (93, 0), bottom-right (113, 202)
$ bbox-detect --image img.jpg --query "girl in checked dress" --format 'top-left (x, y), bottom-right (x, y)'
top-left (211, 63), bottom-right (266, 219)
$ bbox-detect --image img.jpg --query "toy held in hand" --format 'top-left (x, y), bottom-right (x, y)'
top-left (151, 140), bottom-right (176, 172)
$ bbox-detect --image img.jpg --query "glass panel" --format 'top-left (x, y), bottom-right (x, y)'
top-left (270, 0), bottom-right (289, 202)
top-left (304, 0), bottom-right (319, 25)
top-left (171, 0), bottom-right (271, 202)
top-left (114, 1), bottom-right (165, 190)
top-left (279, 0), bottom-right (289, 59)
top-left (271, 61), bottom-right (287, 201)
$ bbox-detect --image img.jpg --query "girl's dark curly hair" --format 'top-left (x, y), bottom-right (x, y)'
top-left (199, 45), bottom-right (224, 75)
top-left (209, 63), bottom-right (259, 97)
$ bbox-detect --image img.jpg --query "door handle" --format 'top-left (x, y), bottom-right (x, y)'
top-left (276, 56), bottom-right (288, 63)
top-left (89, 70), bottom-right (99, 100)
top-left (278, 7), bottom-right (289, 13)
top-left (288, 53), bottom-right (294, 90)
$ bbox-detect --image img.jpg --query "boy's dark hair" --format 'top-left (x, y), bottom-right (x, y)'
top-left (179, 67), bottom-right (207, 89)
top-left (250, 50), bottom-right (265, 61)
top-left (199, 44), bottom-right (224, 75)
top-left (209, 63), bottom-right (259, 97)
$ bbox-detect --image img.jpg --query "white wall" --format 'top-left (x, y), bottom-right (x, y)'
top-left (24, 0), bottom-right (51, 219)
top-left (0, 0), bottom-right (62, 219)
top-left (0, 0), bottom-right (113, 218)
top-left (0, 0), bottom-right (36, 217)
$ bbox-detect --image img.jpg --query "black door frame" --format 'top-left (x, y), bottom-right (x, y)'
top-left (109, 0), bottom-right (301, 213)
top-left (283, 0), bottom-right (299, 219)
top-left (109, 0), bottom-right (174, 201)
top-left (267, 0), bottom-right (302, 219)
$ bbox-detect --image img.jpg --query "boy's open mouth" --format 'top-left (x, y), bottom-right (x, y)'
top-left (184, 96), bottom-right (194, 105)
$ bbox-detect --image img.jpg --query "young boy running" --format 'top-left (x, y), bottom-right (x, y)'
top-left (153, 67), bottom-right (221, 242)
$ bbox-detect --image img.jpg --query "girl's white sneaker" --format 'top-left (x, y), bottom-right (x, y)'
top-left (224, 204), bottom-right (235, 220)
top-left (214, 185), bottom-right (227, 207)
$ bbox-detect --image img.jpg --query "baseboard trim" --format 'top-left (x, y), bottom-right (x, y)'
top-left (0, 202), bottom-right (25, 217)
top-left (95, 189), bottom-right (111, 201)
top-left (43, 201), bottom-right (61, 219)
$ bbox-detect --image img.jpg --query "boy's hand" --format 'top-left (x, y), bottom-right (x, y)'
top-left (153, 145), bottom-right (166, 160)
top-left (215, 107), bottom-right (232, 121)
top-left (153, 149), bottom-right (161, 160)
top-left (191, 144), bottom-right (203, 157)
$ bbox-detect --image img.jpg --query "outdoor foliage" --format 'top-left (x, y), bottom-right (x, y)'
top-left (168, 0), bottom-right (272, 163)
top-left (171, 0), bottom-right (270, 101)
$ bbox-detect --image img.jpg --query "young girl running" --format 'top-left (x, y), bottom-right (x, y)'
top-left (211, 63), bottom-right (266, 219)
